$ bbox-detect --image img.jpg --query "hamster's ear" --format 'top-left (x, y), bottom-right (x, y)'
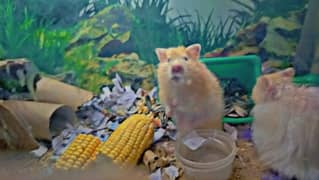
top-left (155, 48), bottom-right (167, 62)
top-left (258, 76), bottom-right (271, 90)
top-left (186, 43), bottom-right (201, 60)
top-left (280, 67), bottom-right (295, 78)
top-left (259, 76), bottom-right (280, 99)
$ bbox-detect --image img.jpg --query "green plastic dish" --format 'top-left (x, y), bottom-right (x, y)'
top-left (200, 55), bottom-right (262, 124)
top-left (293, 74), bottom-right (319, 86)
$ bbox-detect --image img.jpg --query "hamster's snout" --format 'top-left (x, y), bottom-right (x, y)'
top-left (171, 65), bottom-right (184, 74)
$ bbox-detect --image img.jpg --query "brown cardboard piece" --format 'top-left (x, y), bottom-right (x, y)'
top-left (0, 100), bottom-right (78, 150)
top-left (35, 77), bottom-right (93, 110)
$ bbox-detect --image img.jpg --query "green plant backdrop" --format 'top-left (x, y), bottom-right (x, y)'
top-left (0, 0), bottom-right (306, 92)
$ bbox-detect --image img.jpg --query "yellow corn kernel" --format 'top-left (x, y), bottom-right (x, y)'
top-left (98, 114), bottom-right (154, 167)
top-left (55, 134), bottom-right (102, 170)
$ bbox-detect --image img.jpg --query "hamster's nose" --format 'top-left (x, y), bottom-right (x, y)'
top-left (172, 65), bottom-right (184, 73)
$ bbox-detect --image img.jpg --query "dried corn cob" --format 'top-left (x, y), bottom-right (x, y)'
top-left (137, 104), bottom-right (149, 114)
top-left (98, 114), bottom-right (154, 167)
top-left (55, 134), bottom-right (101, 170)
top-left (136, 98), bottom-right (150, 114)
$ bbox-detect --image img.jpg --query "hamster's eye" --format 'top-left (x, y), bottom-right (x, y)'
top-left (183, 57), bottom-right (188, 61)
top-left (167, 58), bottom-right (171, 62)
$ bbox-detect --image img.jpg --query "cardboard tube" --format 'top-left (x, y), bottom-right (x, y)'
top-left (35, 77), bottom-right (93, 110)
top-left (0, 102), bottom-right (39, 150)
top-left (0, 100), bottom-right (78, 141)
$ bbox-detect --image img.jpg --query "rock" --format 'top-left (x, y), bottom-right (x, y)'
top-left (259, 28), bottom-right (296, 57)
top-left (118, 52), bottom-right (140, 61)
top-left (98, 38), bottom-right (136, 57)
top-left (236, 19), bottom-right (268, 46)
top-left (67, 5), bottom-right (135, 56)
top-left (228, 46), bottom-right (260, 57)
top-left (268, 16), bottom-right (302, 39)
top-left (269, 17), bottom-right (301, 32)
top-left (205, 45), bottom-right (259, 58)
top-left (64, 41), bottom-right (114, 92)
top-left (66, 50), bottom-right (156, 92)
top-left (63, 5), bottom-right (148, 92)
top-left (258, 48), bottom-right (269, 62)
top-left (262, 59), bottom-right (291, 69)
top-left (105, 53), bottom-right (156, 91)
top-left (44, 71), bottom-right (77, 85)
top-left (204, 16), bottom-right (269, 58)
top-left (204, 13), bottom-right (299, 68)
top-left (262, 60), bottom-right (292, 74)
top-left (0, 59), bottom-right (40, 100)
top-left (259, 16), bottom-right (272, 24)
top-left (204, 48), bottom-right (229, 58)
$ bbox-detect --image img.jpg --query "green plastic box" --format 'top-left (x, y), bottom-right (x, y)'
top-left (200, 55), bottom-right (262, 124)
top-left (293, 74), bottom-right (319, 87)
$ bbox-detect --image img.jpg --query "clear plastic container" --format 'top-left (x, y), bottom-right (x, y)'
top-left (175, 129), bottom-right (237, 180)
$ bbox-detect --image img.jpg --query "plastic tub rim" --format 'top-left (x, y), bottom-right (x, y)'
top-left (181, 156), bottom-right (235, 173)
top-left (175, 129), bottom-right (237, 169)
